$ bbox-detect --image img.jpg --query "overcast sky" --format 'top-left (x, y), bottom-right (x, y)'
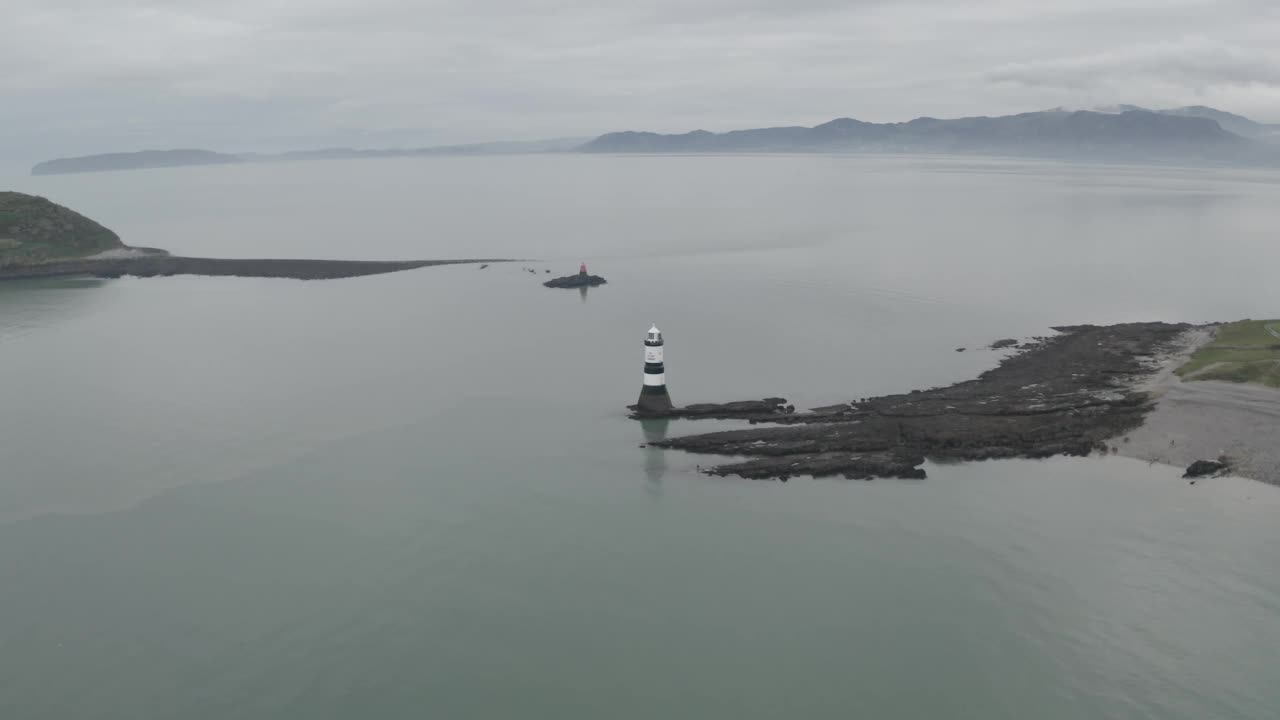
top-left (3, 0), bottom-right (1280, 168)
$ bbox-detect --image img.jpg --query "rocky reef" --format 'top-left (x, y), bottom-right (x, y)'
top-left (646, 323), bottom-right (1192, 481)
top-left (629, 398), bottom-right (795, 421)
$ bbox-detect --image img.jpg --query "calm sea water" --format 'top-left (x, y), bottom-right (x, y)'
top-left (2, 155), bottom-right (1280, 719)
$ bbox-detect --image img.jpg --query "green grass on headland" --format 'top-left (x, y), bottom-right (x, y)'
top-left (0, 191), bottom-right (122, 266)
top-left (1176, 320), bottom-right (1280, 388)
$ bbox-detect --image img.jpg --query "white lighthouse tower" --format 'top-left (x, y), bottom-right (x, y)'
top-left (636, 324), bottom-right (674, 414)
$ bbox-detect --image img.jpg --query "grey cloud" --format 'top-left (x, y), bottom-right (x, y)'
top-left (988, 41), bottom-right (1280, 92)
top-left (2, 0), bottom-right (1280, 172)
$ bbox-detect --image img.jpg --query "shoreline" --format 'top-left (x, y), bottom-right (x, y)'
top-left (647, 322), bottom-right (1280, 483)
top-left (0, 255), bottom-right (514, 281)
top-left (1116, 327), bottom-right (1280, 484)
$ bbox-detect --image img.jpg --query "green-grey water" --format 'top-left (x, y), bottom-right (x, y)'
top-left (2, 155), bottom-right (1280, 719)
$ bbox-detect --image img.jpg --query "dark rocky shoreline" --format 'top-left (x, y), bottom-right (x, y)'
top-left (646, 322), bottom-right (1193, 481)
top-left (630, 398), bottom-right (795, 421)
top-left (0, 256), bottom-right (512, 281)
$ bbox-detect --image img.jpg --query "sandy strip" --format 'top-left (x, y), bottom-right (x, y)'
top-left (1117, 327), bottom-right (1280, 484)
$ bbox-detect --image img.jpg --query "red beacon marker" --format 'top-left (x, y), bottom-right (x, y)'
top-left (580, 262), bottom-right (588, 275)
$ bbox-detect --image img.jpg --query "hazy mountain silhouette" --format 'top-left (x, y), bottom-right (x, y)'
top-left (31, 106), bottom-right (1280, 174)
top-left (31, 149), bottom-right (241, 175)
top-left (1155, 106), bottom-right (1280, 141)
top-left (580, 108), bottom-right (1279, 164)
top-left (31, 138), bottom-right (588, 175)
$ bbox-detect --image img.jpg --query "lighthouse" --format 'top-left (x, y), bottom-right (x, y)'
top-left (636, 324), bottom-right (674, 414)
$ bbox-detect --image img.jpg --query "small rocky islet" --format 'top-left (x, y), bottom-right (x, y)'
top-left (543, 264), bottom-right (607, 288)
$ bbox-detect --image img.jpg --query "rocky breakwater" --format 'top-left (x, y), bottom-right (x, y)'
top-left (0, 255), bottom-right (509, 281)
top-left (648, 323), bottom-right (1192, 480)
top-left (1, 191), bottom-right (514, 281)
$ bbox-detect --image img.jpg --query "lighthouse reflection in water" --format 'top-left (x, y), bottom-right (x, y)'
top-left (640, 417), bottom-right (671, 493)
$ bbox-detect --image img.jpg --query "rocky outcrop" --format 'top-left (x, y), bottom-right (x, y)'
top-left (629, 398), bottom-right (794, 420)
top-left (648, 323), bottom-right (1192, 481)
top-left (1184, 459), bottom-right (1230, 478)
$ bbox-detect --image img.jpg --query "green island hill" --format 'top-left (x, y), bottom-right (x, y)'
top-left (1176, 320), bottom-right (1280, 388)
top-left (0, 191), bottom-right (124, 266)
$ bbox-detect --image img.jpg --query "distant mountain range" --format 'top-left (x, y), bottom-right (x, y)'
top-left (29, 105), bottom-right (1280, 175)
top-left (1082, 105), bottom-right (1280, 142)
top-left (30, 137), bottom-right (588, 176)
top-left (580, 106), bottom-right (1280, 164)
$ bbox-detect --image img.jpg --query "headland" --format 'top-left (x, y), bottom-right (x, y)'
top-left (0, 255), bottom-right (512, 281)
top-left (1, 191), bottom-right (510, 281)
top-left (643, 322), bottom-right (1280, 485)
